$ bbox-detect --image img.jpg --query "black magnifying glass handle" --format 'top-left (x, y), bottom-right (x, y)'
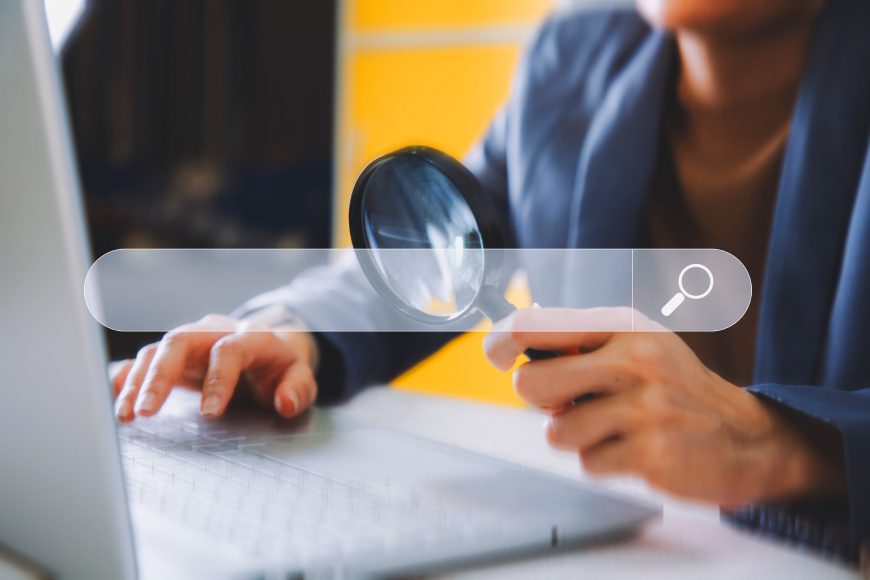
top-left (476, 290), bottom-right (561, 362)
top-left (525, 348), bottom-right (559, 361)
top-left (477, 288), bottom-right (559, 360)
top-left (524, 347), bottom-right (596, 405)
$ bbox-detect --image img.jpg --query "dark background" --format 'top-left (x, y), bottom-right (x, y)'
top-left (61, 0), bottom-right (337, 357)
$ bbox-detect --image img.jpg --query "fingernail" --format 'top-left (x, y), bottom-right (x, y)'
top-left (286, 390), bottom-right (300, 415)
top-left (135, 392), bottom-right (157, 414)
top-left (277, 390), bottom-right (299, 417)
top-left (201, 394), bottom-right (221, 417)
top-left (115, 400), bottom-right (131, 421)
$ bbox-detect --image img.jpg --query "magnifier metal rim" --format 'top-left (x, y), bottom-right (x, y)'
top-left (349, 146), bottom-right (505, 325)
top-left (678, 263), bottom-right (714, 300)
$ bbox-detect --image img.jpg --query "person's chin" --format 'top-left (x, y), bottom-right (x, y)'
top-left (635, 0), bottom-right (743, 32)
top-left (635, 0), bottom-right (819, 38)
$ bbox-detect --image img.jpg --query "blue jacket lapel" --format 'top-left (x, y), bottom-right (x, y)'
top-left (568, 31), bottom-right (674, 249)
top-left (823, 146), bottom-right (870, 388)
top-left (755, 0), bottom-right (870, 385)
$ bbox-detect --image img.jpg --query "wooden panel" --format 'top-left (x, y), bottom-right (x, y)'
top-left (350, 0), bottom-right (551, 32)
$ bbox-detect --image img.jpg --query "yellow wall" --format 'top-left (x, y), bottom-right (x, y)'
top-left (351, 0), bottom-right (555, 30)
top-left (335, 1), bottom-right (551, 406)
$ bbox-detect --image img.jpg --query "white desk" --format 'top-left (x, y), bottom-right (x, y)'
top-left (339, 387), bottom-right (859, 579)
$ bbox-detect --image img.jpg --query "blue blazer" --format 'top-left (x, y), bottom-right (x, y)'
top-left (306, 0), bottom-right (870, 559)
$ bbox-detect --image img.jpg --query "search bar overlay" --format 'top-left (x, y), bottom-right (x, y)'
top-left (84, 249), bottom-right (751, 333)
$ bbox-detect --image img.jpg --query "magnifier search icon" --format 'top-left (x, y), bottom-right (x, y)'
top-left (660, 263), bottom-right (714, 317)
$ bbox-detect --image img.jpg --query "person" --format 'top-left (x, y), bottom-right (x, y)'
top-left (110, 0), bottom-right (870, 562)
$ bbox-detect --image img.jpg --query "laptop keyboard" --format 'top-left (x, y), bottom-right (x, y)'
top-left (118, 417), bottom-right (506, 564)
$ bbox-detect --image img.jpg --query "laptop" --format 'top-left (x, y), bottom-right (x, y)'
top-left (0, 1), bottom-right (658, 578)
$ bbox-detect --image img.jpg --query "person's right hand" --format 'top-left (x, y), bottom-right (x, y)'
top-left (109, 314), bottom-right (319, 422)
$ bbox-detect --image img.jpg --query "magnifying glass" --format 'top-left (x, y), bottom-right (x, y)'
top-left (349, 146), bottom-right (557, 360)
top-left (660, 263), bottom-right (714, 317)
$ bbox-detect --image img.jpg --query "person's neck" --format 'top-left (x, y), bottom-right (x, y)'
top-left (674, 15), bottom-right (820, 150)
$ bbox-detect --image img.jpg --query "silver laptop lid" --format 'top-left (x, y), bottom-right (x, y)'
top-left (0, 1), bottom-right (136, 578)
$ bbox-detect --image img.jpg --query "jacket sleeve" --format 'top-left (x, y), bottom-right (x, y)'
top-left (231, 251), bottom-right (460, 403)
top-left (725, 384), bottom-right (870, 561)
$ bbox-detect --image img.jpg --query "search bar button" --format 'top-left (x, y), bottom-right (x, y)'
top-left (661, 263), bottom-right (714, 317)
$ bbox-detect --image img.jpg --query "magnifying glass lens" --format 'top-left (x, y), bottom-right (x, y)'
top-left (351, 147), bottom-right (560, 362)
top-left (359, 154), bottom-right (485, 320)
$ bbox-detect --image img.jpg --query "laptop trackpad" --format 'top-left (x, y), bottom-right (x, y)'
top-left (255, 428), bottom-right (506, 485)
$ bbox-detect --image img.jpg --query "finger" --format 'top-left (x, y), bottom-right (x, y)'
top-left (135, 329), bottom-right (228, 416)
top-left (109, 359), bottom-right (134, 397)
top-left (115, 345), bottom-right (157, 422)
top-left (483, 308), bottom-right (628, 371)
top-left (273, 362), bottom-right (317, 419)
top-left (513, 351), bottom-right (637, 408)
top-left (546, 393), bottom-right (640, 452)
top-left (199, 332), bottom-right (272, 418)
top-left (580, 435), bottom-right (646, 477)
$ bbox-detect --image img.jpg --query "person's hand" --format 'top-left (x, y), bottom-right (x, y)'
top-left (109, 313), bottom-right (318, 422)
top-left (484, 307), bottom-right (845, 506)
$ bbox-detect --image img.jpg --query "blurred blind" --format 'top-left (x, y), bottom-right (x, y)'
top-left (62, 0), bottom-right (336, 254)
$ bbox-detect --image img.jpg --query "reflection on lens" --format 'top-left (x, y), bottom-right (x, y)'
top-left (362, 156), bottom-right (485, 319)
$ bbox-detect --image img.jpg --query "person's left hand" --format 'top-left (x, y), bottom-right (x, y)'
top-left (484, 307), bottom-right (845, 506)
